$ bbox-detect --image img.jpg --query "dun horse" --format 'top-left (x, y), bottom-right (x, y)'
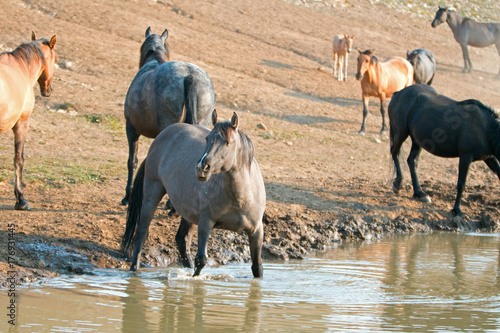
top-left (122, 27), bottom-right (215, 205)
top-left (389, 84), bottom-right (500, 216)
top-left (0, 32), bottom-right (57, 210)
top-left (407, 48), bottom-right (436, 85)
top-left (122, 111), bottom-right (266, 277)
top-left (431, 6), bottom-right (500, 78)
top-left (332, 34), bottom-right (355, 81)
top-left (355, 49), bottom-right (413, 135)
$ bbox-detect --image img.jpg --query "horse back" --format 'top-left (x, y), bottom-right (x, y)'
top-left (379, 57), bottom-right (413, 96)
top-left (332, 35), bottom-right (345, 54)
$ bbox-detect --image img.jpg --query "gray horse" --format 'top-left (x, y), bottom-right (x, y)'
top-left (122, 27), bottom-right (215, 205)
top-left (122, 111), bottom-right (266, 277)
top-left (431, 6), bottom-right (500, 78)
top-left (407, 48), bottom-right (436, 85)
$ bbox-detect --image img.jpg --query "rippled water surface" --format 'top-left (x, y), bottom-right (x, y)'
top-left (2, 232), bottom-right (500, 332)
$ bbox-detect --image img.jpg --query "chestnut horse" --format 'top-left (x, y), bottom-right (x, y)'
top-left (332, 34), bottom-right (355, 81)
top-left (0, 32), bottom-right (57, 210)
top-left (355, 49), bottom-right (413, 135)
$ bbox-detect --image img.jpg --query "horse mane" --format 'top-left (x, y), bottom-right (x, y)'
top-left (361, 50), bottom-right (378, 65)
top-left (458, 99), bottom-right (499, 119)
top-left (139, 34), bottom-right (170, 68)
top-left (216, 121), bottom-right (255, 168)
top-left (1, 40), bottom-right (47, 72)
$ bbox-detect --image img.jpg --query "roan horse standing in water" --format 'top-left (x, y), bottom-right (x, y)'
top-left (0, 32), bottom-right (57, 210)
top-left (122, 27), bottom-right (215, 205)
top-left (332, 34), bottom-right (355, 81)
top-left (355, 49), bottom-right (413, 135)
top-left (122, 111), bottom-right (266, 277)
top-left (431, 6), bottom-right (500, 78)
top-left (389, 84), bottom-right (500, 216)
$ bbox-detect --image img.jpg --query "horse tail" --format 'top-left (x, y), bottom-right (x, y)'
top-left (122, 160), bottom-right (146, 258)
top-left (181, 74), bottom-right (197, 124)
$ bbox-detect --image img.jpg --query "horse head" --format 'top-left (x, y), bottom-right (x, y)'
top-left (32, 32), bottom-right (57, 97)
top-left (196, 110), bottom-right (240, 181)
top-left (343, 35), bottom-right (355, 53)
top-left (356, 49), bottom-right (375, 80)
top-left (139, 27), bottom-right (170, 68)
top-left (406, 50), bottom-right (419, 66)
top-left (432, 6), bottom-right (452, 28)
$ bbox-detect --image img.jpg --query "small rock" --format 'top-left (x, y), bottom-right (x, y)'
top-left (256, 123), bottom-right (267, 130)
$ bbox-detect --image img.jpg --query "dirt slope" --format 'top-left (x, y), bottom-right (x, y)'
top-left (0, 0), bottom-right (499, 282)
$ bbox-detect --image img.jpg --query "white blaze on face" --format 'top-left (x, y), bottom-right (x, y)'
top-left (198, 152), bottom-right (208, 169)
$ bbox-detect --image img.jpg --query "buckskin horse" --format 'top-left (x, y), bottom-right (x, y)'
top-left (122, 111), bottom-right (266, 277)
top-left (0, 32), bottom-right (57, 210)
top-left (355, 49), bottom-right (413, 135)
top-left (332, 34), bottom-right (355, 81)
top-left (431, 6), bottom-right (500, 78)
top-left (389, 84), bottom-right (500, 216)
top-left (122, 27), bottom-right (215, 205)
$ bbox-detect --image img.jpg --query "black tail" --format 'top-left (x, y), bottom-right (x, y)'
top-left (182, 74), bottom-right (197, 124)
top-left (122, 160), bottom-right (146, 258)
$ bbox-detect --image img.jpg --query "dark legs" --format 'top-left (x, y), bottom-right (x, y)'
top-left (390, 126), bottom-right (408, 194)
top-left (248, 223), bottom-right (263, 278)
top-left (122, 121), bottom-right (140, 205)
top-left (175, 218), bottom-right (195, 268)
top-left (358, 95), bottom-right (369, 135)
top-left (129, 181), bottom-right (165, 271)
top-left (407, 141), bottom-right (431, 202)
top-left (12, 120), bottom-right (30, 211)
top-left (193, 218), bottom-right (215, 277)
top-left (460, 43), bottom-right (472, 73)
top-left (484, 157), bottom-right (500, 179)
top-left (379, 97), bottom-right (387, 135)
top-left (452, 155), bottom-right (473, 216)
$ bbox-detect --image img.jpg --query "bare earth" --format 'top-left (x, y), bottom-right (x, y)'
top-left (1, 0), bottom-right (499, 283)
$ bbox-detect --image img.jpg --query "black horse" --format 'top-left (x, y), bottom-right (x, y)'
top-left (389, 84), bottom-right (500, 216)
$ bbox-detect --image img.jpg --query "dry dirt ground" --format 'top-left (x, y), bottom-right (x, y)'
top-left (1, 0), bottom-right (500, 283)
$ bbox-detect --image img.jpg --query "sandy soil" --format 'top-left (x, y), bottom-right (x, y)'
top-left (0, 0), bottom-right (499, 283)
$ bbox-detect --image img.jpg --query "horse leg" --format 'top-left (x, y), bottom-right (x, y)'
top-left (390, 126), bottom-right (408, 194)
top-left (460, 43), bottom-right (472, 73)
top-left (333, 52), bottom-right (338, 78)
top-left (247, 223), bottom-right (263, 278)
top-left (495, 42), bottom-right (500, 79)
top-left (122, 121), bottom-right (140, 205)
top-left (379, 96), bottom-right (388, 135)
top-left (129, 180), bottom-right (165, 271)
top-left (12, 119), bottom-right (30, 211)
top-left (452, 155), bottom-right (473, 216)
top-left (484, 157), bottom-right (500, 179)
top-left (407, 141), bottom-right (430, 202)
top-left (338, 55), bottom-right (343, 81)
top-left (343, 53), bottom-right (348, 82)
top-left (358, 95), bottom-right (369, 135)
top-left (175, 218), bottom-right (195, 268)
top-left (193, 217), bottom-right (215, 277)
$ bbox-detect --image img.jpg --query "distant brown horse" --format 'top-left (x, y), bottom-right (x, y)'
top-left (0, 32), bottom-right (57, 210)
top-left (431, 6), bottom-right (500, 78)
top-left (355, 49), bottom-right (413, 135)
top-left (332, 34), bottom-right (355, 81)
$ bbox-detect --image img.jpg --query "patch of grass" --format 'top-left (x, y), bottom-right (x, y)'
top-left (81, 113), bottom-right (124, 132)
top-left (54, 101), bottom-right (78, 111)
top-left (258, 130), bottom-right (306, 141)
top-left (23, 162), bottom-right (106, 187)
top-left (320, 137), bottom-right (335, 144)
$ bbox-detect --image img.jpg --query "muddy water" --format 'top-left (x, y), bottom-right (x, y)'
top-left (2, 233), bottom-right (500, 332)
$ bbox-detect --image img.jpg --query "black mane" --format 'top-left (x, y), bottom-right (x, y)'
top-left (215, 121), bottom-right (254, 168)
top-left (139, 34), bottom-right (170, 68)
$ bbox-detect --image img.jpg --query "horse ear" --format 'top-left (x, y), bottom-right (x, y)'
top-left (212, 109), bottom-right (218, 127)
top-left (31, 31), bottom-right (37, 41)
top-left (344, 34), bottom-right (347, 39)
top-left (368, 49), bottom-right (375, 55)
top-left (161, 29), bottom-right (168, 40)
top-left (358, 48), bottom-right (363, 54)
top-left (145, 27), bottom-right (152, 38)
top-left (49, 35), bottom-right (57, 49)
top-left (231, 112), bottom-right (239, 130)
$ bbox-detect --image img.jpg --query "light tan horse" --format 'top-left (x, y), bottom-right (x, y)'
top-left (0, 32), bottom-right (57, 210)
top-left (355, 49), bottom-right (413, 135)
top-left (332, 34), bottom-right (355, 81)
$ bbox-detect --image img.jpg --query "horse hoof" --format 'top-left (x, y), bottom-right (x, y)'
top-left (121, 198), bottom-right (129, 206)
top-left (15, 200), bottom-right (30, 211)
top-left (358, 130), bottom-right (365, 136)
top-left (451, 208), bottom-right (464, 217)
top-left (418, 195), bottom-right (431, 203)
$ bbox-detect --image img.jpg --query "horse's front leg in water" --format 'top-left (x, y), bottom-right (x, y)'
top-left (175, 218), bottom-right (195, 268)
top-left (194, 218), bottom-right (215, 276)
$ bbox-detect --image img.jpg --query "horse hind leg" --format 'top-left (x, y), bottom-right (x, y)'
top-left (460, 44), bottom-right (472, 73)
top-left (247, 222), bottom-right (263, 278)
top-left (175, 218), bottom-right (195, 268)
top-left (12, 120), bottom-right (30, 211)
top-left (122, 121), bottom-right (140, 205)
top-left (452, 155), bottom-right (473, 216)
top-left (407, 141), bottom-right (431, 202)
top-left (390, 125), bottom-right (408, 194)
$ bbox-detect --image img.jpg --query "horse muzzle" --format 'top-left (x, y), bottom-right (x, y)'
top-left (196, 160), bottom-right (211, 182)
top-left (40, 86), bottom-right (52, 97)
top-left (355, 73), bottom-right (362, 80)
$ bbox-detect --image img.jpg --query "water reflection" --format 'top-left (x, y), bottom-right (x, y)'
top-left (3, 233), bottom-right (500, 332)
